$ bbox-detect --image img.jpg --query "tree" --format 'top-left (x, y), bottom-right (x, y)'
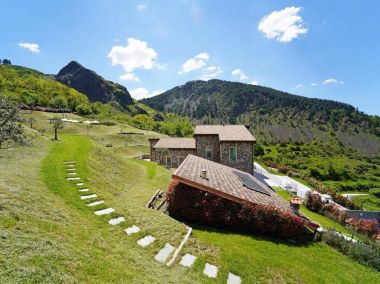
top-left (51, 117), bottom-right (64, 140)
top-left (0, 96), bottom-right (26, 148)
top-left (2, 59), bottom-right (11, 65)
top-left (85, 123), bottom-right (93, 136)
top-left (27, 117), bottom-right (36, 128)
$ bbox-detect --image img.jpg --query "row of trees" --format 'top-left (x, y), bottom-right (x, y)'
top-left (0, 59), bottom-right (12, 65)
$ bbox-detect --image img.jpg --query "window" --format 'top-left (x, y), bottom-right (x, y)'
top-left (206, 146), bottom-right (212, 159)
top-left (178, 157), bottom-right (184, 165)
top-left (229, 147), bottom-right (237, 162)
top-left (166, 157), bottom-right (172, 168)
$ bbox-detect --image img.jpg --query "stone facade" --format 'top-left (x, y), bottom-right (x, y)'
top-left (152, 148), bottom-right (196, 168)
top-left (148, 138), bottom-right (159, 162)
top-left (219, 141), bottom-right (254, 173)
top-left (194, 135), bottom-right (220, 162)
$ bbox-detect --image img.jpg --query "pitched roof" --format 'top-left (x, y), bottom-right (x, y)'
top-left (194, 125), bottom-right (256, 142)
top-left (173, 154), bottom-right (290, 211)
top-left (153, 138), bottom-right (196, 149)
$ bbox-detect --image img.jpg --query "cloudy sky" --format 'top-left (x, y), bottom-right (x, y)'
top-left (1, 0), bottom-right (379, 115)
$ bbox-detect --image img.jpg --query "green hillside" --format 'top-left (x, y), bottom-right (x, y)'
top-left (0, 64), bottom-right (89, 110)
top-left (142, 80), bottom-right (380, 156)
top-left (1, 113), bottom-right (379, 283)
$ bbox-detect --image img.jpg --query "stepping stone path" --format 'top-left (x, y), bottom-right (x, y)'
top-left (64, 161), bottom-right (76, 164)
top-left (68, 173), bottom-right (77, 176)
top-left (87, 200), bottom-right (105, 207)
top-left (66, 168), bottom-right (76, 171)
top-left (76, 183), bottom-right (84, 186)
top-left (203, 263), bottom-right (218, 278)
top-left (125, 225), bottom-right (141, 235)
top-left (95, 208), bottom-right (115, 216)
top-left (66, 164), bottom-right (75, 167)
top-left (154, 243), bottom-right (175, 263)
top-left (67, 177), bottom-right (80, 180)
top-left (179, 253), bottom-right (197, 268)
top-left (78, 188), bottom-right (89, 192)
top-left (80, 194), bottom-right (97, 200)
top-left (137, 235), bottom-right (156, 247)
top-left (108, 217), bottom-right (125, 225)
top-left (227, 273), bottom-right (242, 284)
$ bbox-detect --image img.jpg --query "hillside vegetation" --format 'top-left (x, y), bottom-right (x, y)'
top-left (0, 64), bottom-right (89, 110)
top-left (1, 114), bottom-right (379, 283)
top-left (142, 80), bottom-right (380, 156)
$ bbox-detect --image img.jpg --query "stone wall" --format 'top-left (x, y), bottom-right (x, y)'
top-left (195, 135), bottom-right (220, 162)
top-left (148, 139), bottom-right (159, 162)
top-left (220, 141), bottom-right (254, 173)
top-left (152, 148), bottom-right (196, 168)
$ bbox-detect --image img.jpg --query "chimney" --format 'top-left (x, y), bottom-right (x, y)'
top-left (200, 169), bottom-right (208, 180)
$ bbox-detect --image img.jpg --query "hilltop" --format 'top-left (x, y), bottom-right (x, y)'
top-left (56, 61), bottom-right (134, 109)
top-left (142, 80), bottom-right (380, 156)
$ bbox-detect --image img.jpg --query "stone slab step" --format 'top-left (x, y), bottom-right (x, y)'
top-left (64, 161), bottom-right (76, 164)
top-left (66, 164), bottom-right (75, 168)
top-left (78, 188), bottom-right (89, 192)
top-left (179, 253), bottom-right (197, 268)
top-left (137, 235), bottom-right (156, 247)
top-left (108, 217), bottom-right (125, 225)
top-left (203, 263), bottom-right (218, 278)
top-left (80, 194), bottom-right (97, 200)
top-left (154, 243), bottom-right (175, 263)
top-left (95, 208), bottom-right (115, 216)
top-left (76, 183), bottom-right (84, 186)
top-left (124, 225), bottom-right (141, 235)
top-left (87, 200), bottom-right (105, 207)
top-left (227, 273), bottom-right (241, 284)
top-left (68, 172), bottom-right (77, 176)
top-left (66, 168), bottom-right (76, 171)
top-left (67, 177), bottom-right (80, 180)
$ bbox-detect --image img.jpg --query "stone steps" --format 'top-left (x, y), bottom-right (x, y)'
top-left (154, 243), bottom-right (175, 263)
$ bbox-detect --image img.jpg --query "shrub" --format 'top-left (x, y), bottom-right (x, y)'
top-left (305, 192), bottom-right (324, 213)
top-left (76, 104), bottom-right (92, 115)
top-left (166, 180), bottom-right (306, 239)
top-left (321, 229), bottom-right (380, 271)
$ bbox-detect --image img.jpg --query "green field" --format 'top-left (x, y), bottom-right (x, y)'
top-left (1, 112), bottom-right (379, 283)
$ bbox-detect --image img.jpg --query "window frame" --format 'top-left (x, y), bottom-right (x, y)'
top-left (166, 156), bottom-right (172, 168)
top-left (178, 156), bottom-right (184, 165)
top-left (206, 146), bottom-right (213, 159)
top-left (229, 147), bottom-right (237, 162)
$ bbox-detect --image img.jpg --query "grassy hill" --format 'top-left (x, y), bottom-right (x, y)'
top-left (1, 112), bottom-right (379, 283)
top-left (0, 64), bottom-right (89, 110)
top-left (141, 80), bottom-right (380, 156)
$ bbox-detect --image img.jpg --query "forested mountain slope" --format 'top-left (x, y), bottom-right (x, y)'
top-left (142, 80), bottom-right (380, 156)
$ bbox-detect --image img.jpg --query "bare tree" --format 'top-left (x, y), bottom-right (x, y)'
top-left (0, 96), bottom-right (26, 148)
top-left (86, 123), bottom-right (93, 136)
top-left (27, 117), bottom-right (36, 128)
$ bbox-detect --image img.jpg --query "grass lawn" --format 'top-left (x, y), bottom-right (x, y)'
top-left (352, 194), bottom-right (380, 211)
top-left (1, 114), bottom-right (380, 283)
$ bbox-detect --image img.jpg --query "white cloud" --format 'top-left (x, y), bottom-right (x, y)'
top-left (323, 78), bottom-right (344, 85)
top-left (311, 82), bottom-right (317, 87)
top-left (258, 6), bottom-right (308, 43)
top-left (200, 66), bottom-right (223, 81)
top-left (130, 88), bottom-right (165, 100)
top-left (120, 73), bottom-right (140, 82)
top-left (294, 83), bottom-right (304, 89)
top-left (231, 68), bottom-right (247, 81)
top-left (179, 53), bottom-right (209, 73)
top-left (18, 42), bottom-right (40, 53)
top-left (137, 4), bottom-right (147, 11)
top-left (250, 80), bottom-right (259, 85)
top-left (108, 38), bottom-right (158, 73)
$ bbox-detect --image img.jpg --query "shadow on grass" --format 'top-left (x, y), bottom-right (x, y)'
top-left (184, 222), bottom-right (315, 247)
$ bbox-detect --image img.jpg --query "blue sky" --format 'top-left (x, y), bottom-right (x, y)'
top-left (1, 0), bottom-right (379, 115)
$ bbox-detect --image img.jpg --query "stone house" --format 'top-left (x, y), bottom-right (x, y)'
top-left (149, 125), bottom-right (256, 173)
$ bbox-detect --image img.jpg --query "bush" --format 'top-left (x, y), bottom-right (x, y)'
top-left (76, 104), bottom-right (92, 115)
top-left (305, 192), bottom-right (324, 213)
top-left (321, 229), bottom-right (380, 271)
top-left (166, 180), bottom-right (306, 239)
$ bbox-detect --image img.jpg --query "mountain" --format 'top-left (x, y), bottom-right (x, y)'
top-left (0, 63), bottom-right (89, 109)
top-left (56, 61), bottom-right (133, 109)
top-left (142, 79), bottom-right (380, 156)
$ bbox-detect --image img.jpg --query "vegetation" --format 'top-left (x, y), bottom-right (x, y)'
top-left (0, 95), bottom-right (28, 148)
top-left (1, 114), bottom-right (379, 283)
top-left (142, 79), bottom-right (380, 156)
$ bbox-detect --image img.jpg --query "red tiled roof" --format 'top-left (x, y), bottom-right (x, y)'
top-left (194, 125), bottom-right (256, 142)
top-left (173, 154), bottom-right (290, 211)
top-left (153, 138), bottom-right (196, 149)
